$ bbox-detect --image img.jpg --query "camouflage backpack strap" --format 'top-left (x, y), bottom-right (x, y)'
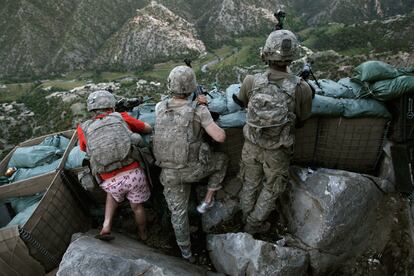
top-left (279, 74), bottom-right (301, 97)
top-left (251, 72), bottom-right (270, 91)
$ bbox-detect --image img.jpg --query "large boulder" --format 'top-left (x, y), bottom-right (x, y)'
top-left (198, 178), bottom-right (242, 233)
top-left (207, 233), bottom-right (309, 276)
top-left (201, 199), bottom-right (239, 233)
top-left (57, 231), bottom-right (217, 276)
top-left (282, 166), bottom-right (397, 274)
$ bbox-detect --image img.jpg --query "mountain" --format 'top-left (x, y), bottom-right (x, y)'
top-left (195, 0), bottom-right (277, 47)
top-left (0, 0), bottom-right (413, 78)
top-left (290, 0), bottom-right (414, 25)
top-left (301, 11), bottom-right (414, 54)
top-left (94, 2), bottom-right (206, 71)
top-left (0, 0), bottom-right (145, 78)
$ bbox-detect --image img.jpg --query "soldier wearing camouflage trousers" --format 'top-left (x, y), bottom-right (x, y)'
top-left (234, 30), bottom-right (313, 234)
top-left (153, 66), bottom-right (228, 262)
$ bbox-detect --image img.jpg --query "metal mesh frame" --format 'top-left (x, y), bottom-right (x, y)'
top-left (312, 117), bottom-right (388, 173)
top-left (22, 172), bottom-right (90, 271)
top-left (293, 117), bottom-right (318, 165)
top-left (213, 117), bottom-right (388, 178)
top-left (0, 130), bottom-right (90, 272)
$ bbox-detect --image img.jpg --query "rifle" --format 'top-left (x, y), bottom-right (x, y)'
top-left (274, 9), bottom-right (286, 30)
top-left (298, 62), bottom-right (320, 98)
top-left (115, 97), bottom-right (142, 112)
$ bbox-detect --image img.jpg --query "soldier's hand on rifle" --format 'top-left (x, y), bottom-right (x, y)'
top-left (197, 95), bottom-right (208, 106)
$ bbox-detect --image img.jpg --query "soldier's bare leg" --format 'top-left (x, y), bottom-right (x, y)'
top-left (101, 193), bottom-right (119, 235)
top-left (204, 189), bottom-right (215, 204)
top-left (130, 202), bottom-right (147, 241)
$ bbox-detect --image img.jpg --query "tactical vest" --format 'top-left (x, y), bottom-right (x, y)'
top-left (153, 100), bottom-right (206, 169)
top-left (244, 72), bottom-right (299, 149)
top-left (82, 112), bottom-right (135, 176)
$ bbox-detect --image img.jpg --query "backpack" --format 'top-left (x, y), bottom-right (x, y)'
top-left (153, 100), bottom-right (203, 169)
top-left (244, 73), bottom-right (299, 149)
top-left (82, 112), bottom-right (134, 174)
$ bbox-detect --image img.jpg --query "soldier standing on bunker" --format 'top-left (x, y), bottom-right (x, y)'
top-left (77, 90), bottom-right (153, 241)
top-left (153, 66), bottom-right (229, 262)
top-left (233, 30), bottom-right (313, 234)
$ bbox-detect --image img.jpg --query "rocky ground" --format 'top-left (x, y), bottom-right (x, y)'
top-left (77, 165), bottom-right (414, 275)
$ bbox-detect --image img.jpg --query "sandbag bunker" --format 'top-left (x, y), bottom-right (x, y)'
top-left (1, 60), bottom-right (414, 275)
top-left (0, 131), bottom-right (90, 275)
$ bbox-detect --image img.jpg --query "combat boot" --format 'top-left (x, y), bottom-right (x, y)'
top-left (179, 245), bottom-right (196, 263)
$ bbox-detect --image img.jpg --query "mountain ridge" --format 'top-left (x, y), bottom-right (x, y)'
top-left (0, 0), bottom-right (413, 78)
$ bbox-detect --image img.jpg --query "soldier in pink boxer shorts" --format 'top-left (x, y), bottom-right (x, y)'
top-left (77, 90), bottom-right (152, 241)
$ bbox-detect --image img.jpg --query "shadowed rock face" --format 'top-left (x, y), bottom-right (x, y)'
top-left (57, 231), bottom-right (218, 276)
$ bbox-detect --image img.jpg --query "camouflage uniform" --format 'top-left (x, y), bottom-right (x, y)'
top-left (237, 30), bottom-right (313, 229)
top-left (153, 66), bottom-right (228, 248)
top-left (160, 152), bottom-right (228, 246)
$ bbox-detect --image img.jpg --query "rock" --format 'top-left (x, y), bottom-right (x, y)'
top-left (207, 233), bottom-right (309, 276)
top-left (95, 2), bottom-right (206, 70)
top-left (201, 199), bottom-right (239, 233)
top-left (196, 178), bottom-right (242, 233)
top-left (282, 166), bottom-right (398, 274)
top-left (203, 0), bottom-right (276, 42)
top-left (57, 231), bottom-right (218, 276)
top-left (378, 142), bottom-right (396, 185)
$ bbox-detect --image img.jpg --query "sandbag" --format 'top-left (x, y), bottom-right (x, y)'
top-left (207, 89), bottom-right (227, 114)
top-left (9, 159), bottom-right (61, 183)
top-left (368, 75), bottom-right (414, 101)
top-left (337, 77), bottom-right (368, 98)
top-left (0, 177), bottom-right (9, 186)
top-left (342, 98), bottom-right (391, 118)
top-left (354, 60), bottom-right (401, 82)
top-left (398, 67), bottom-right (414, 75)
top-left (8, 145), bottom-right (63, 168)
top-left (39, 135), bottom-right (70, 151)
top-left (7, 201), bottom-right (40, 227)
top-left (310, 79), bottom-right (355, 98)
top-left (217, 111), bottom-right (246, 128)
top-left (7, 193), bottom-right (44, 213)
top-left (137, 103), bottom-right (156, 127)
top-left (311, 95), bottom-right (344, 117)
top-left (65, 146), bottom-right (87, 169)
top-left (226, 84), bottom-right (242, 114)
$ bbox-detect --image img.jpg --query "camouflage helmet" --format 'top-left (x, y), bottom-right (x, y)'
top-left (261, 30), bottom-right (299, 63)
top-left (167, 66), bottom-right (197, 95)
top-left (87, 90), bottom-right (116, 112)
